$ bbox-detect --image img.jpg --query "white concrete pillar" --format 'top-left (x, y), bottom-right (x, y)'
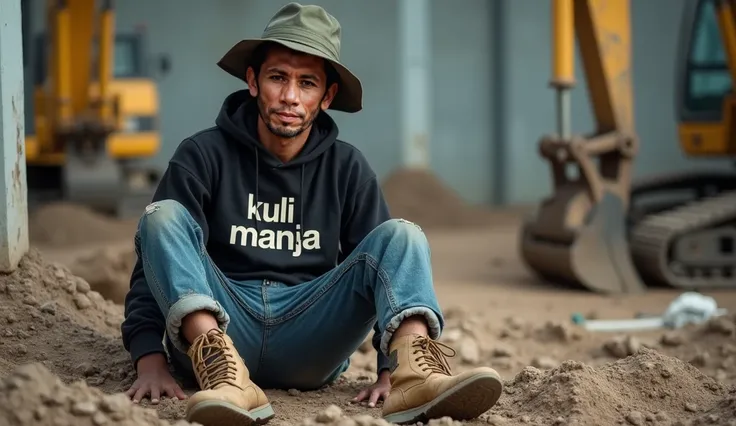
top-left (398, 0), bottom-right (432, 168)
top-left (0, 0), bottom-right (30, 272)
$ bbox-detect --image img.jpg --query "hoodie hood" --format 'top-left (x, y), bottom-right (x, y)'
top-left (214, 89), bottom-right (341, 235)
top-left (215, 89), bottom-right (340, 168)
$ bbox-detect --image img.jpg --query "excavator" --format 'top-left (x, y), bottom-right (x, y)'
top-left (22, 0), bottom-right (164, 218)
top-left (520, 0), bottom-right (736, 293)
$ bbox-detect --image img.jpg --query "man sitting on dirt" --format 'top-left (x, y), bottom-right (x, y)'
top-left (121, 3), bottom-right (503, 425)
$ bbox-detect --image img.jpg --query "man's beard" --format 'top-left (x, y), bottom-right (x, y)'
top-left (257, 94), bottom-right (318, 139)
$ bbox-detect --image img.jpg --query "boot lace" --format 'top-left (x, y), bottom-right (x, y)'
top-left (190, 330), bottom-right (239, 390)
top-left (412, 335), bottom-right (455, 375)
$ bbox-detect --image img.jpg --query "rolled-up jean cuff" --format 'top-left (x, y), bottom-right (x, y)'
top-left (166, 294), bottom-right (230, 353)
top-left (380, 307), bottom-right (442, 356)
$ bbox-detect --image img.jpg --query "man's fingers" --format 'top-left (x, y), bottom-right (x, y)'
top-left (352, 389), bottom-right (369, 402)
top-left (150, 387), bottom-right (161, 404)
top-left (367, 390), bottom-right (381, 408)
top-left (132, 386), bottom-right (149, 404)
top-left (124, 384), bottom-right (139, 399)
top-left (169, 385), bottom-right (187, 400)
top-left (381, 390), bottom-right (390, 400)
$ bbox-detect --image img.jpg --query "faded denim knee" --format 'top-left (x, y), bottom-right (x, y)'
top-left (140, 199), bottom-right (191, 232)
top-left (370, 218), bottom-right (428, 247)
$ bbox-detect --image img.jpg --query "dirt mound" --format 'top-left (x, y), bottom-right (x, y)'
top-left (381, 168), bottom-right (492, 229)
top-left (69, 248), bottom-right (136, 304)
top-left (490, 348), bottom-right (728, 425)
top-left (0, 249), bottom-right (132, 386)
top-left (29, 202), bottom-right (137, 247)
top-left (0, 363), bottom-right (193, 426)
top-left (689, 387), bottom-right (736, 425)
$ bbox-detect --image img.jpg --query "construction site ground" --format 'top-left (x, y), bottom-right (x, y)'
top-left (2, 170), bottom-right (736, 426)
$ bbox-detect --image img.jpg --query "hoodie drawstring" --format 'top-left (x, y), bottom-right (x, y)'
top-left (300, 165), bottom-right (305, 230)
top-left (254, 148), bottom-right (260, 233)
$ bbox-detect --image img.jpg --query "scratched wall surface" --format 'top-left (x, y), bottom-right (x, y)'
top-left (20, 0), bottom-right (728, 206)
top-left (0, 0), bottom-right (30, 271)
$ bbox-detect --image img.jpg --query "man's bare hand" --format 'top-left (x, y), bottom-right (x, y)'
top-left (353, 370), bottom-right (391, 408)
top-left (125, 353), bottom-right (187, 404)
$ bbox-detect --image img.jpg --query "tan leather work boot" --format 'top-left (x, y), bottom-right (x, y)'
top-left (382, 334), bottom-right (503, 424)
top-left (185, 328), bottom-right (274, 426)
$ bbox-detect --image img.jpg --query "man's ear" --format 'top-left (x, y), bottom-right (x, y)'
top-left (246, 67), bottom-right (258, 97)
top-left (320, 83), bottom-right (338, 111)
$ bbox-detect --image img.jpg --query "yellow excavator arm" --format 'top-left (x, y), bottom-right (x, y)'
top-left (38, 0), bottom-right (118, 156)
top-left (522, 0), bottom-right (736, 293)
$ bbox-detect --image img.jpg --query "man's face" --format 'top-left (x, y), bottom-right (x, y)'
top-left (246, 45), bottom-right (338, 139)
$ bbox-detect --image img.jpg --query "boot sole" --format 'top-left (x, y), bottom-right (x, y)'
top-left (186, 401), bottom-right (275, 426)
top-left (383, 372), bottom-right (503, 425)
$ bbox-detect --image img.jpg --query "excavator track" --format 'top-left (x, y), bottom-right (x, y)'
top-left (630, 190), bottom-right (736, 289)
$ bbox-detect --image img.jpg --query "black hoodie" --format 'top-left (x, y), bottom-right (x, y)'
top-left (122, 89), bottom-right (391, 369)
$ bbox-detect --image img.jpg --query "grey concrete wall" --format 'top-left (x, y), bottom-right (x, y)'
top-left (24, 0), bottom-right (728, 206)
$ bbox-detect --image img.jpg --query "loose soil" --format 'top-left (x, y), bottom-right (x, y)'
top-left (3, 200), bottom-right (736, 425)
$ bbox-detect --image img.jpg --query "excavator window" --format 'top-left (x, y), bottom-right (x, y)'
top-left (33, 33), bottom-right (147, 83)
top-left (681, 0), bottom-right (732, 121)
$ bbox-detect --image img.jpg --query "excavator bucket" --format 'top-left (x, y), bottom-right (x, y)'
top-left (521, 189), bottom-right (647, 294)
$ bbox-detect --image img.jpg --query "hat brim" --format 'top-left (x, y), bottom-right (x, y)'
top-left (217, 38), bottom-right (363, 113)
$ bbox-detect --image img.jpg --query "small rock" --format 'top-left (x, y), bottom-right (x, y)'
top-left (625, 411), bottom-right (644, 426)
top-left (74, 293), bottom-right (92, 310)
top-left (441, 328), bottom-right (463, 343)
top-left (505, 316), bottom-right (524, 330)
top-left (491, 344), bottom-right (514, 358)
top-left (40, 302), bottom-right (57, 315)
top-left (88, 291), bottom-right (104, 305)
top-left (660, 332), bottom-right (683, 347)
top-left (427, 417), bottom-right (458, 426)
top-left (54, 267), bottom-right (66, 279)
top-left (75, 277), bottom-right (91, 294)
top-left (531, 356), bottom-right (557, 369)
top-left (603, 336), bottom-right (640, 358)
top-left (707, 317), bottom-right (736, 336)
top-left (315, 404), bottom-right (343, 423)
top-left (99, 394), bottom-right (129, 413)
top-left (485, 414), bottom-right (507, 425)
top-left (287, 388), bottom-right (301, 396)
top-left (458, 338), bottom-right (480, 364)
top-left (92, 412), bottom-right (108, 425)
top-left (22, 295), bottom-right (38, 306)
top-left (690, 352), bottom-right (710, 367)
top-left (654, 411), bottom-right (669, 422)
top-left (684, 402), bottom-right (698, 412)
top-left (71, 401), bottom-right (97, 416)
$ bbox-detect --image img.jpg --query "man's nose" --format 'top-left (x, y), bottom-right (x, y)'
top-left (281, 81), bottom-right (299, 105)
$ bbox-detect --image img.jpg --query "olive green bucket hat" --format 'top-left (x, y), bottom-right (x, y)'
top-left (217, 2), bottom-right (363, 113)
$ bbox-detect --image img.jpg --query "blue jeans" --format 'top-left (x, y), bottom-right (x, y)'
top-left (135, 199), bottom-right (444, 390)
